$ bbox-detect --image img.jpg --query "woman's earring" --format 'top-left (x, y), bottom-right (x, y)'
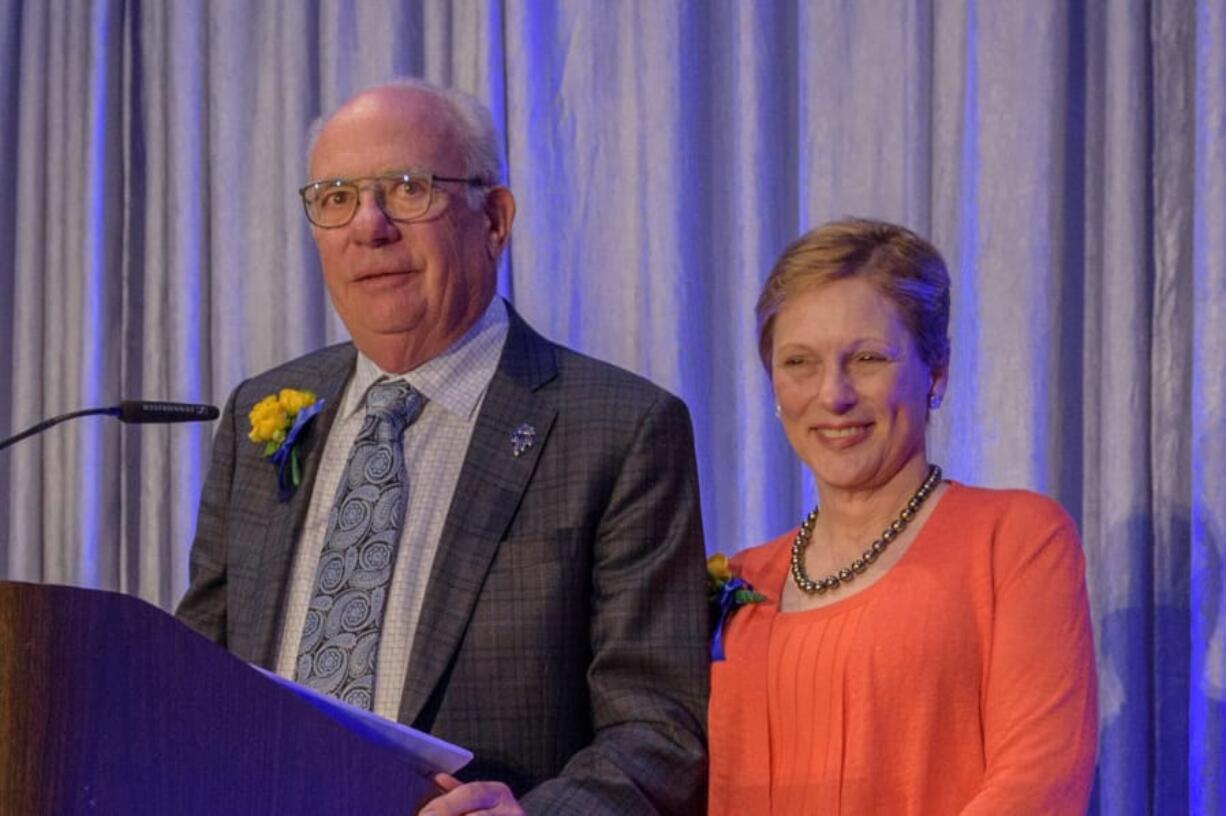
top-left (928, 393), bottom-right (942, 410)
top-left (774, 403), bottom-right (782, 420)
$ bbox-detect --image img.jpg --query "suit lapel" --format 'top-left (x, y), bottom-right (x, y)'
top-left (235, 344), bottom-right (356, 666)
top-left (397, 307), bottom-right (558, 726)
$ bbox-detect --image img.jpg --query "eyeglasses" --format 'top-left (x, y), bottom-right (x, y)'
top-left (297, 170), bottom-right (486, 228)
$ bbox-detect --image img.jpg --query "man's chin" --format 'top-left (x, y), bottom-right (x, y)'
top-left (357, 318), bottom-right (429, 343)
top-left (337, 293), bottom-right (425, 334)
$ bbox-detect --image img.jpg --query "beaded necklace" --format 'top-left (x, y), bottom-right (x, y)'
top-left (790, 464), bottom-right (943, 594)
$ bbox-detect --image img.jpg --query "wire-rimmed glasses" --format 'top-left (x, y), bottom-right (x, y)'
top-left (298, 170), bottom-right (485, 228)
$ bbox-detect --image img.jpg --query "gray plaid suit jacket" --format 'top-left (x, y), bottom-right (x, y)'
top-left (176, 304), bottom-right (709, 814)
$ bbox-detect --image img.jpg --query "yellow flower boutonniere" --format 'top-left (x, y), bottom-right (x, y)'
top-left (707, 553), bottom-right (765, 661)
top-left (247, 388), bottom-right (325, 500)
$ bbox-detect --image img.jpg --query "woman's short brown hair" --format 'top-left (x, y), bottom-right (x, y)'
top-left (755, 218), bottom-right (951, 374)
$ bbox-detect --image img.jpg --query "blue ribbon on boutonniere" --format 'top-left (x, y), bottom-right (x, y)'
top-left (710, 575), bottom-right (765, 662)
top-left (269, 399), bottom-right (325, 501)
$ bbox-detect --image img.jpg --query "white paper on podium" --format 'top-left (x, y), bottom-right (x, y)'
top-left (254, 666), bottom-right (473, 774)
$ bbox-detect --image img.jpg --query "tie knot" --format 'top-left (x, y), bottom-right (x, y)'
top-left (364, 380), bottom-right (424, 436)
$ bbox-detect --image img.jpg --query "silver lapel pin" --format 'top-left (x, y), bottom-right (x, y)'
top-left (510, 422), bottom-right (536, 457)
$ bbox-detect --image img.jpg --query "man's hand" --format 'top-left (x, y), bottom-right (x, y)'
top-left (419, 773), bottom-right (524, 816)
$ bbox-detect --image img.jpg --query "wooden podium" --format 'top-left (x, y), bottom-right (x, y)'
top-left (0, 581), bottom-right (437, 815)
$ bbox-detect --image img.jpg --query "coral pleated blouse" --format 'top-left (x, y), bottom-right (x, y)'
top-left (708, 483), bottom-right (1098, 815)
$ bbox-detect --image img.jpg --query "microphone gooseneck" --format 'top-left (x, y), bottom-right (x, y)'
top-left (0, 401), bottom-right (220, 451)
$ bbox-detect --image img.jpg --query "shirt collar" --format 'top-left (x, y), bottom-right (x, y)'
top-left (344, 297), bottom-right (509, 422)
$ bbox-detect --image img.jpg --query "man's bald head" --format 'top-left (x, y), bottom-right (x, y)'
top-left (307, 79), bottom-right (504, 207)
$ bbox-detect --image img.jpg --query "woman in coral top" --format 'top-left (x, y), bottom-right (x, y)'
top-left (708, 219), bottom-right (1098, 815)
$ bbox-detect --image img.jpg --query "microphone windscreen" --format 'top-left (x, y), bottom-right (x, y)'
top-left (118, 401), bottom-right (221, 424)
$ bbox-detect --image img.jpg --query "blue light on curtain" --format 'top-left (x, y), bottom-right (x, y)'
top-left (78, 0), bottom-right (116, 587)
top-left (1189, 2), bottom-right (1226, 808)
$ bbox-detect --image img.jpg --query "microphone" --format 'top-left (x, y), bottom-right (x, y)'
top-left (0, 401), bottom-right (220, 451)
top-left (118, 401), bottom-right (220, 424)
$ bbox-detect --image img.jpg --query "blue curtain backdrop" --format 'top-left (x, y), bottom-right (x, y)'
top-left (0, 1), bottom-right (1223, 813)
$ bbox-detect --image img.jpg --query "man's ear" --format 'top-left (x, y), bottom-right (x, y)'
top-left (483, 186), bottom-right (516, 258)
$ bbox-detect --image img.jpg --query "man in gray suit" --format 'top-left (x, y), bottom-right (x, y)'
top-left (175, 78), bottom-right (708, 815)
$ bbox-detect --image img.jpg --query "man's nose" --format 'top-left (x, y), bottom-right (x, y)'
top-left (348, 189), bottom-right (399, 244)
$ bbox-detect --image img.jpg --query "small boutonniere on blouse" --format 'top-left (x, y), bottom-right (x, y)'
top-left (247, 388), bottom-right (325, 501)
top-left (707, 553), bottom-right (765, 662)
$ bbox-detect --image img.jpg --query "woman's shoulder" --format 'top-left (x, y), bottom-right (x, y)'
top-left (946, 481), bottom-right (1077, 533)
top-left (942, 482), bottom-right (1083, 576)
top-left (729, 529), bottom-right (796, 586)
